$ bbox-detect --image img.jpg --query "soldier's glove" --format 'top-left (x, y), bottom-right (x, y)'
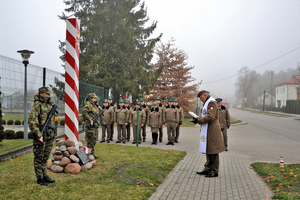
top-left (190, 118), bottom-right (198, 124)
top-left (227, 126), bottom-right (230, 129)
top-left (179, 122), bottom-right (182, 126)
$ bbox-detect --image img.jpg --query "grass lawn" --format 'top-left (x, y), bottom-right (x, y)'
top-left (0, 142), bottom-right (186, 200)
top-left (0, 139), bottom-right (33, 154)
top-left (251, 162), bottom-right (300, 199)
top-left (2, 113), bottom-right (25, 121)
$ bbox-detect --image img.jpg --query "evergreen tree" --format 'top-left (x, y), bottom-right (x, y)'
top-left (148, 39), bottom-right (200, 112)
top-left (58, 0), bottom-right (162, 101)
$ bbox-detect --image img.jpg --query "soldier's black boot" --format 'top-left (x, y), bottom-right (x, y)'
top-left (37, 177), bottom-right (48, 186)
top-left (43, 175), bottom-right (55, 184)
top-left (151, 133), bottom-right (155, 145)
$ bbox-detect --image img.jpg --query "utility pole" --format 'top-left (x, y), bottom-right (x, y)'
top-left (270, 71), bottom-right (274, 108)
top-left (262, 90), bottom-right (266, 111)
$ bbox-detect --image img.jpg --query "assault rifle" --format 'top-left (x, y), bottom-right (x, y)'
top-left (41, 104), bottom-right (58, 138)
top-left (87, 109), bottom-right (106, 130)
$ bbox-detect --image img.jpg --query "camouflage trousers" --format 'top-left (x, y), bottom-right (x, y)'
top-left (33, 138), bottom-right (54, 179)
top-left (85, 128), bottom-right (98, 155)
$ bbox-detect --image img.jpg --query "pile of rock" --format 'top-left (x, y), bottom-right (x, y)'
top-left (47, 139), bottom-right (96, 174)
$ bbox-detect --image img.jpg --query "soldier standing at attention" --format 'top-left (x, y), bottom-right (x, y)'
top-left (216, 98), bottom-right (230, 151)
top-left (139, 98), bottom-right (149, 142)
top-left (108, 97), bottom-right (115, 141)
top-left (155, 97), bottom-right (165, 142)
top-left (164, 99), bottom-right (179, 145)
top-left (148, 102), bottom-right (162, 145)
top-left (124, 100), bottom-right (131, 141)
top-left (82, 93), bottom-right (101, 159)
top-left (114, 99), bottom-right (129, 144)
top-left (129, 102), bottom-right (146, 144)
top-left (173, 99), bottom-right (184, 143)
top-left (28, 87), bottom-right (56, 186)
top-left (100, 99), bottom-right (114, 143)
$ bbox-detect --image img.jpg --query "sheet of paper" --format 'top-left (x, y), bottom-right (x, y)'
top-left (188, 111), bottom-right (198, 118)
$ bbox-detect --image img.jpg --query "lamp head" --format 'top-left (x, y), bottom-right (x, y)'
top-left (17, 49), bottom-right (34, 64)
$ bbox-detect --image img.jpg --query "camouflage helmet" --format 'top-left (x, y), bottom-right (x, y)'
top-left (38, 86), bottom-right (52, 94)
top-left (88, 93), bottom-right (98, 99)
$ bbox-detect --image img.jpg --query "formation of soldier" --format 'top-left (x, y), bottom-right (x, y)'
top-left (81, 94), bottom-right (185, 146)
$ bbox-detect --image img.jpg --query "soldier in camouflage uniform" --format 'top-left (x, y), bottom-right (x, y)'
top-left (114, 99), bottom-right (129, 144)
top-left (139, 99), bottom-right (149, 142)
top-left (82, 93), bottom-right (101, 158)
top-left (124, 100), bottom-right (131, 141)
top-left (28, 87), bottom-right (56, 186)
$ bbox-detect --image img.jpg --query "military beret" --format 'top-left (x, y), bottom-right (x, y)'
top-left (124, 100), bottom-right (129, 104)
top-left (156, 97), bottom-right (161, 101)
top-left (153, 102), bottom-right (158, 106)
top-left (139, 98), bottom-right (144, 102)
top-left (215, 98), bottom-right (222, 103)
top-left (88, 93), bottom-right (98, 99)
top-left (38, 86), bottom-right (52, 94)
top-left (168, 99), bottom-right (173, 102)
top-left (108, 97), bottom-right (112, 100)
top-left (197, 90), bottom-right (209, 97)
top-left (103, 99), bottom-right (108, 103)
top-left (136, 102), bottom-right (140, 105)
top-left (173, 99), bottom-right (178, 102)
top-left (119, 99), bottom-right (124, 103)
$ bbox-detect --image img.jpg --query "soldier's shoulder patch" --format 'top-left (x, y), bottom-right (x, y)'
top-left (210, 106), bottom-right (214, 110)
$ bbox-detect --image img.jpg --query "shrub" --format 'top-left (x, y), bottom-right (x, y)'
top-left (7, 120), bottom-right (14, 125)
top-left (14, 120), bottom-right (22, 125)
top-left (0, 131), bottom-right (3, 142)
top-left (60, 119), bottom-right (65, 126)
top-left (2, 120), bottom-right (6, 125)
top-left (15, 131), bottom-right (24, 139)
top-left (4, 130), bottom-right (15, 139)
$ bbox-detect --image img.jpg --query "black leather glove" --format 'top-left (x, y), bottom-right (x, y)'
top-left (179, 122), bottom-right (182, 126)
top-left (227, 126), bottom-right (230, 129)
top-left (190, 118), bottom-right (198, 124)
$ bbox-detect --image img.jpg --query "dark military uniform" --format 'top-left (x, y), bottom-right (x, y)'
top-left (82, 93), bottom-right (101, 156)
top-left (164, 99), bottom-right (179, 145)
top-left (148, 103), bottom-right (162, 145)
top-left (216, 98), bottom-right (230, 151)
top-left (114, 100), bottom-right (129, 143)
top-left (100, 100), bottom-right (114, 142)
top-left (156, 97), bottom-right (165, 142)
top-left (140, 99), bottom-right (149, 142)
top-left (28, 87), bottom-right (56, 186)
top-left (108, 97), bottom-right (115, 141)
top-left (129, 103), bottom-right (146, 144)
top-left (124, 101), bottom-right (131, 141)
top-left (174, 99), bottom-right (184, 143)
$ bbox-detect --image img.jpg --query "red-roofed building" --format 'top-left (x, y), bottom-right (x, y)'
top-left (274, 76), bottom-right (300, 107)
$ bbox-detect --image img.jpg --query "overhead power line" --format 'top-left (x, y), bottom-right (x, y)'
top-left (201, 46), bottom-right (300, 85)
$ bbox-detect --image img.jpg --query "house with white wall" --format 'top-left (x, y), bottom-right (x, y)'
top-left (255, 92), bottom-right (274, 106)
top-left (274, 76), bottom-right (300, 108)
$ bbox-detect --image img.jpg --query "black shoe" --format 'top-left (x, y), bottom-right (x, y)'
top-left (100, 140), bottom-right (105, 143)
top-left (175, 140), bottom-right (179, 143)
top-left (107, 140), bottom-right (110, 143)
top-left (151, 142), bottom-right (155, 145)
top-left (196, 171), bottom-right (210, 175)
top-left (205, 172), bottom-right (218, 178)
top-left (127, 138), bottom-right (130, 142)
top-left (43, 175), bottom-right (55, 183)
top-left (123, 141), bottom-right (126, 144)
top-left (37, 178), bottom-right (48, 186)
top-left (171, 142), bottom-right (174, 145)
top-left (143, 138), bottom-right (145, 142)
top-left (110, 139), bottom-right (113, 141)
top-left (225, 147), bottom-right (228, 151)
top-left (166, 142), bottom-right (172, 145)
top-left (159, 139), bottom-right (162, 142)
top-left (139, 142), bottom-right (141, 144)
top-left (93, 155), bottom-right (99, 159)
top-left (116, 141), bottom-right (121, 143)
top-left (132, 142), bottom-right (136, 144)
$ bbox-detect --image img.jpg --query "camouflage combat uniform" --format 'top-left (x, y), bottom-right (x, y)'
top-left (28, 89), bottom-right (55, 182)
top-left (82, 96), bottom-right (101, 155)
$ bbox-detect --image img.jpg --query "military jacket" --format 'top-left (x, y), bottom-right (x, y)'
top-left (219, 105), bottom-right (230, 129)
top-left (158, 103), bottom-right (165, 123)
top-left (176, 105), bottom-right (184, 123)
top-left (101, 106), bottom-right (114, 125)
top-left (114, 105), bottom-right (129, 125)
top-left (140, 104), bottom-right (149, 122)
top-left (28, 94), bottom-right (55, 140)
top-left (82, 100), bottom-right (101, 128)
top-left (129, 108), bottom-right (146, 126)
top-left (148, 107), bottom-right (162, 128)
top-left (164, 105), bottom-right (179, 124)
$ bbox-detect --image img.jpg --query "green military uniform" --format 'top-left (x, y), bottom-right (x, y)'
top-left (124, 100), bottom-right (131, 141)
top-left (129, 103), bottom-right (146, 144)
top-left (148, 102), bottom-right (162, 145)
top-left (114, 100), bottom-right (129, 143)
top-left (108, 97), bottom-right (115, 141)
top-left (100, 99), bottom-right (114, 142)
top-left (28, 87), bottom-right (56, 186)
top-left (174, 99), bottom-right (184, 143)
top-left (82, 93), bottom-right (101, 156)
top-left (216, 98), bottom-right (230, 151)
top-left (164, 99), bottom-right (179, 145)
top-left (140, 99), bottom-right (149, 142)
top-left (156, 97), bottom-right (165, 142)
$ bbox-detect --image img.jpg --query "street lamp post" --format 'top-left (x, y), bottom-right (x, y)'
top-left (17, 50), bottom-right (34, 140)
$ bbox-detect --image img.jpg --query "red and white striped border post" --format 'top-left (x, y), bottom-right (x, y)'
top-left (65, 17), bottom-right (80, 150)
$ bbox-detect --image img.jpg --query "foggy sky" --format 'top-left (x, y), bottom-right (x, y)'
top-left (1, 0), bottom-right (300, 103)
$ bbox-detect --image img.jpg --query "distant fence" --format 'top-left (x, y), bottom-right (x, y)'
top-left (0, 55), bottom-right (109, 134)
